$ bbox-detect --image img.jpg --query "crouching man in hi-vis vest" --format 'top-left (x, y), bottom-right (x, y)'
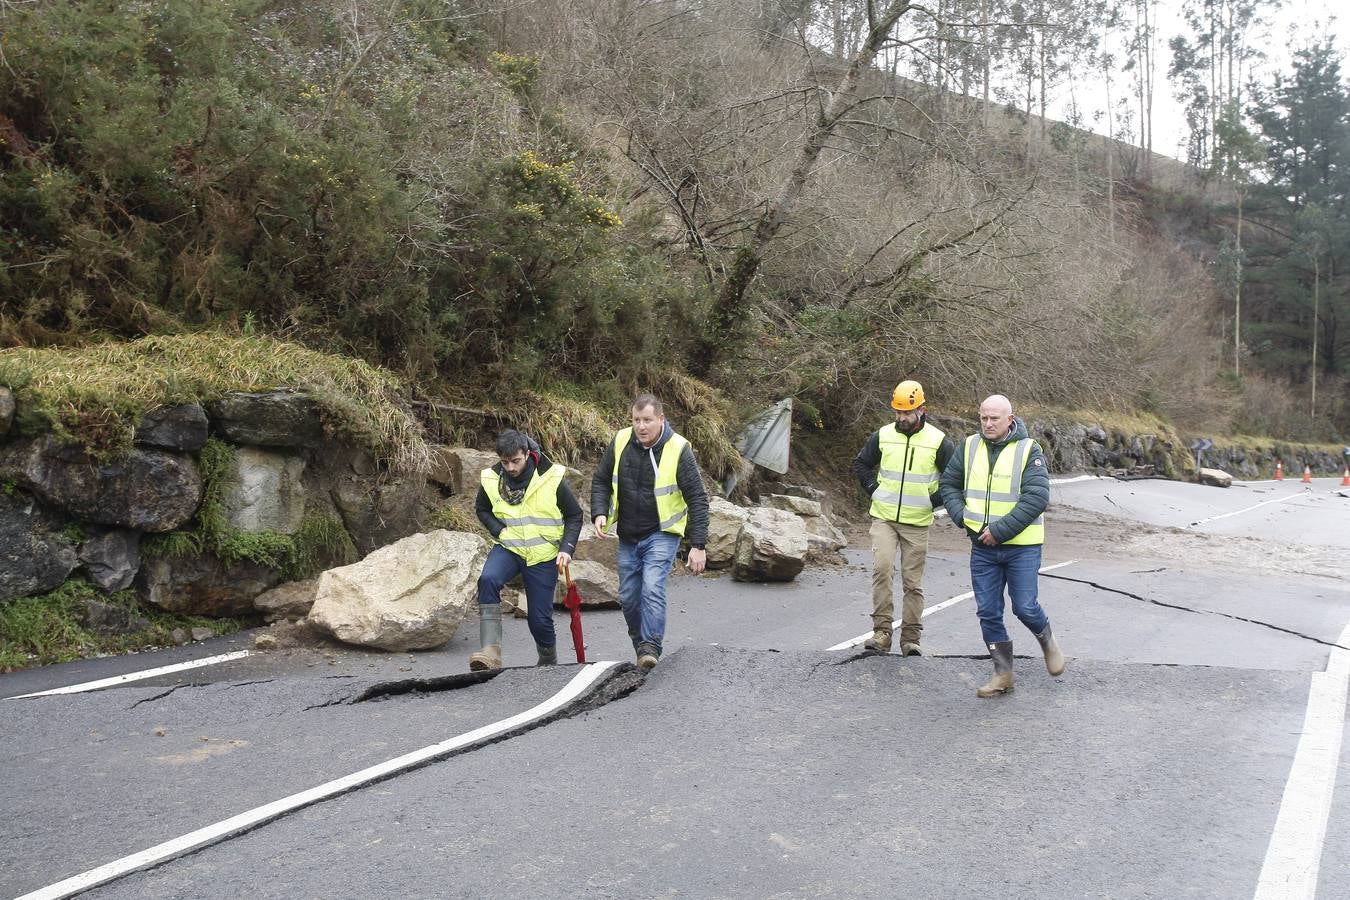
top-left (590, 393), bottom-right (710, 671)
top-left (939, 394), bottom-right (1065, 697)
top-left (851, 380), bottom-right (955, 656)
top-left (470, 430), bottom-right (583, 671)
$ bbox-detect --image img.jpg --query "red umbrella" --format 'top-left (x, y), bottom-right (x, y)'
top-left (562, 564), bottom-right (587, 663)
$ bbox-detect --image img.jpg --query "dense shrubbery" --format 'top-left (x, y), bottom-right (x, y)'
top-left (0, 0), bottom-right (707, 390)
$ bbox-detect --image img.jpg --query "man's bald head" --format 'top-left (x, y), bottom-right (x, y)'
top-left (979, 394), bottom-right (1015, 442)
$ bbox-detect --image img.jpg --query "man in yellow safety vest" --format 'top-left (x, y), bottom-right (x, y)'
top-left (939, 394), bottom-right (1065, 697)
top-left (851, 380), bottom-right (955, 656)
top-left (470, 430), bottom-right (583, 671)
top-left (590, 394), bottom-right (710, 670)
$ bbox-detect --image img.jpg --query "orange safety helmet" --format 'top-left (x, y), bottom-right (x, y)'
top-left (890, 380), bottom-right (926, 411)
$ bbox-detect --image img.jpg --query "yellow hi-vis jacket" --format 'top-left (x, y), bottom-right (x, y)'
top-left (960, 434), bottom-right (1045, 545)
top-left (868, 421), bottom-right (947, 526)
top-left (609, 427), bottom-right (689, 536)
top-left (481, 463), bottom-right (566, 565)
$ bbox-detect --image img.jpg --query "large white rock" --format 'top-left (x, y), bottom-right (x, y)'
top-left (706, 498), bottom-right (750, 569)
top-left (732, 507), bottom-right (808, 582)
top-left (307, 530), bottom-right (487, 651)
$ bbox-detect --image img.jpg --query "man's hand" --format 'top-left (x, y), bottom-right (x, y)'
top-left (593, 516), bottom-right (612, 539)
top-left (555, 551), bottom-right (572, 574)
top-left (978, 527), bottom-right (998, 547)
top-left (686, 547), bottom-right (707, 575)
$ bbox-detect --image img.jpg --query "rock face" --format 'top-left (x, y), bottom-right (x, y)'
top-left (0, 386), bottom-right (14, 437)
top-left (0, 491), bottom-right (78, 602)
top-left (732, 507), bottom-right (808, 582)
top-left (137, 552), bottom-right (283, 616)
top-left (328, 473), bottom-right (426, 555)
top-left (1197, 467), bottom-right (1234, 488)
top-left (207, 390), bottom-right (325, 448)
top-left (308, 530), bottom-right (487, 651)
top-left (437, 447), bottom-right (499, 495)
top-left (78, 526), bottom-right (142, 593)
top-left (221, 447), bottom-right (306, 534)
top-left (252, 578), bottom-right (320, 622)
top-left (0, 437), bottom-right (202, 532)
top-left (554, 559), bottom-right (620, 610)
top-left (705, 498), bottom-right (750, 570)
top-left (134, 404), bottom-right (209, 452)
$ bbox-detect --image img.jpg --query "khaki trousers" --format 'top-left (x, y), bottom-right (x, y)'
top-left (869, 518), bottom-right (929, 644)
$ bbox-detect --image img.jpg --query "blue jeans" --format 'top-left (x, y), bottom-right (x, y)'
top-left (970, 543), bottom-right (1050, 645)
top-left (477, 544), bottom-right (557, 649)
top-left (617, 532), bottom-right (681, 656)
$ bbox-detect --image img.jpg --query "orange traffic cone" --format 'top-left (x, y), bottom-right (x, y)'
top-left (1341, 466), bottom-right (1349, 487)
top-left (1301, 464), bottom-right (1313, 484)
top-left (1274, 460), bottom-right (1284, 480)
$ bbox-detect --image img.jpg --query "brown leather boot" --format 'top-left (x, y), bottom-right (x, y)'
top-left (977, 641), bottom-right (1014, 697)
top-left (1036, 625), bottom-right (1065, 676)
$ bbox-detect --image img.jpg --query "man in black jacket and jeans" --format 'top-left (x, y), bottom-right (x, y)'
top-left (591, 394), bottom-right (710, 670)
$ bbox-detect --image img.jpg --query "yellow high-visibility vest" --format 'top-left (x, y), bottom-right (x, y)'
top-left (481, 463), bottom-right (566, 565)
top-left (868, 421), bottom-right (946, 526)
top-left (961, 434), bottom-right (1045, 545)
top-left (609, 427), bottom-right (689, 536)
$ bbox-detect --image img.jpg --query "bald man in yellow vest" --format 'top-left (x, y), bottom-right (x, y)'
top-left (940, 394), bottom-right (1065, 697)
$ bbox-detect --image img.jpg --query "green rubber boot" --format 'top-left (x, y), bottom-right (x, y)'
top-left (469, 604), bottom-right (503, 671)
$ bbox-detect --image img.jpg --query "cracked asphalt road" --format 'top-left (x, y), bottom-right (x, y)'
top-left (2, 476), bottom-right (1347, 898)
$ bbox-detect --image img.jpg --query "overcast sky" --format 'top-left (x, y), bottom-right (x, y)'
top-left (1083, 1), bottom-right (1349, 159)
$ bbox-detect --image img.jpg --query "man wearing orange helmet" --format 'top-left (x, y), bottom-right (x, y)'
top-left (850, 380), bottom-right (955, 655)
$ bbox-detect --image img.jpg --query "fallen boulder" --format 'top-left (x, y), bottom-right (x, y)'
top-left (706, 498), bottom-right (750, 570)
top-left (803, 514), bottom-right (848, 560)
top-left (573, 523), bottom-right (618, 570)
top-left (553, 559), bottom-right (620, 610)
top-left (1197, 467), bottom-right (1233, 488)
top-left (732, 507), bottom-right (808, 582)
top-left (307, 530), bottom-right (487, 651)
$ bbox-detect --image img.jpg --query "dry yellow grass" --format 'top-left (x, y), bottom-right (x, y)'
top-left (0, 334), bottom-right (430, 471)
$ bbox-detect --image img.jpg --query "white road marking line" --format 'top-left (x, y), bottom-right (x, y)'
top-left (16, 660), bottom-right (622, 900)
top-left (6, 650), bottom-right (253, 700)
top-left (825, 560), bottom-right (1078, 651)
top-left (1253, 620), bottom-right (1350, 900)
top-left (1185, 491), bottom-right (1309, 529)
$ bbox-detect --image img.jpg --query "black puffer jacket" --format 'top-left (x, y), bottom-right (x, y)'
top-left (590, 421), bottom-right (710, 548)
top-left (939, 417), bottom-right (1049, 544)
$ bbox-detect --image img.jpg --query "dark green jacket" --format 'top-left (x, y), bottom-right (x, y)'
top-left (939, 417), bottom-right (1049, 545)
